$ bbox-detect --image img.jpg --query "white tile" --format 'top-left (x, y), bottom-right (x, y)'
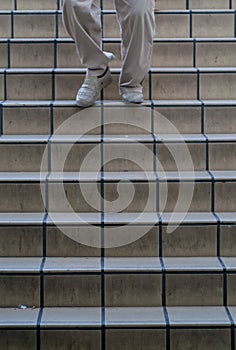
top-left (106, 307), bottom-right (165, 327)
top-left (44, 257), bottom-right (101, 272)
top-left (104, 258), bottom-right (162, 272)
top-left (161, 212), bottom-right (217, 224)
top-left (41, 307), bottom-right (101, 327)
top-left (0, 172), bottom-right (48, 182)
top-left (164, 257), bottom-right (222, 271)
top-left (158, 171), bottom-right (211, 181)
top-left (0, 308), bottom-right (39, 327)
top-left (216, 212), bottom-right (236, 223)
top-left (211, 171), bottom-right (236, 180)
top-left (168, 307), bottom-right (230, 326)
top-left (0, 258), bottom-right (42, 272)
top-left (221, 257), bottom-right (236, 271)
top-left (0, 213), bottom-right (44, 225)
top-left (104, 212), bottom-right (158, 225)
top-left (47, 212), bottom-right (101, 225)
top-left (228, 307), bottom-right (236, 324)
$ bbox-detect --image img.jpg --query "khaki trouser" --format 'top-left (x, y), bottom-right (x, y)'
top-left (61, 0), bottom-right (155, 93)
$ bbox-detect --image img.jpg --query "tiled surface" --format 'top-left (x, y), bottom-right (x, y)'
top-left (170, 328), bottom-right (231, 350)
top-left (0, 307), bottom-right (39, 326)
top-left (167, 306), bottom-right (230, 326)
top-left (105, 307), bottom-right (165, 327)
top-left (41, 330), bottom-right (101, 350)
top-left (0, 275), bottom-right (40, 307)
top-left (106, 329), bottom-right (166, 350)
top-left (105, 274), bottom-right (162, 307)
top-left (44, 275), bottom-right (101, 306)
top-left (0, 330), bottom-right (36, 350)
top-left (41, 307), bottom-right (101, 327)
top-left (0, 0), bottom-right (236, 346)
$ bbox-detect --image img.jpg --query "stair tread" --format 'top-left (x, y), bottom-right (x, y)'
top-left (0, 306), bottom-right (234, 328)
top-left (0, 212), bottom-right (233, 225)
top-left (0, 212), bottom-right (221, 225)
top-left (4, 67), bottom-right (236, 73)
top-left (1, 133), bottom-right (236, 143)
top-left (3, 37), bottom-right (236, 43)
top-left (3, 99), bottom-right (236, 107)
top-left (1, 9), bottom-right (236, 14)
top-left (0, 256), bottom-right (230, 273)
top-left (1, 170), bottom-right (236, 182)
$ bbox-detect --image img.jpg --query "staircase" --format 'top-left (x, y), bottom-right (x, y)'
top-left (0, 0), bottom-right (236, 349)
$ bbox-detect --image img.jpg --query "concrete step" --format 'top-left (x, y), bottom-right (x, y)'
top-left (0, 0), bottom-right (60, 10)
top-left (2, 0), bottom-right (236, 11)
top-left (0, 208), bottom-right (236, 257)
top-left (2, 38), bottom-right (236, 69)
top-left (0, 305), bottom-right (234, 350)
top-left (1, 133), bottom-right (236, 171)
top-left (1, 10), bottom-right (236, 39)
top-left (3, 67), bottom-right (236, 100)
top-left (2, 100), bottom-right (236, 135)
top-left (0, 257), bottom-right (235, 307)
top-left (0, 211), bottom-right (234, 258)
top-left (1, 170), bottom-right (236, 213)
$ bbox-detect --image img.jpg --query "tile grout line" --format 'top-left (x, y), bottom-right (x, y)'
top-left (204, 133), bottom-right (209, 171)
top-left (50, 102), bottom-right (54, 136)
top-left (0, 101), bottom-right (2, 136)
top-left (36, 307), bottom-right (43, 350)
top-left (55, 10), bottom-right (59, 39)
top-left (36, 248), bottom-right (46, 350)
top-left (193, 38), bottom-right (196, 68)
top-left (235, 10), bottom-right (236, 37)
top-left (3, 69), bottom-right (7, 102)
top-left (225, 306), bottom-right (235, 350)
top-left (207, 170), bottom-right (215, 213)
top-left (7, 39), bottom-right (10, 69)
top-left (160, 256), bottom-right (170, 350)
top-left (196, 67), bottom-right (200, 101)
top-left (54, 39), bottom-right (57, 69)
top-left (212, 196), bottom-right (221, 258)
top-left (52, 70), bottom-right (55, 101)
top-left (189, 10), bottom-right (193, 39)
top-left (100, 95), bottom-right (106, 350)
top-left (201, 101), bottom-right (205, 135)
top-left (11, 10), bottom-right (14, 39)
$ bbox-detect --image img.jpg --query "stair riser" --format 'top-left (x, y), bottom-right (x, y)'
top-left (4, 223), bottom-right (235, 258)
top-left (4, 72), bottom-right (236, 100)
top-left (1, 142), bottom-right (236, 171)
top-left (0, 181), bottom-right (213, 212)
top-left (0, 328), bottom-right (231, 350)
top-left (0, 327), bottom-right (232, 350)
top-left (2, 223), bottom-right (231, 258)
top-left (0, 271), bottom-right (233, 307)
top-left (3, 105), bottom-right (236, 135)
top-left (1, 12), bottom-right (236, 39)
top-left (2, 0), bottom-right (236, 10)
top-left (2, 41), bottom-right (236, 69)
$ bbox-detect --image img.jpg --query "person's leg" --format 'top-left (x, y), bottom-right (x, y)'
top-left (61, 0), bottom-right (109, 75)
top-left (114, 0), bottom-right (155, 96)
top-left (61, 0), bottom-right (113, 107)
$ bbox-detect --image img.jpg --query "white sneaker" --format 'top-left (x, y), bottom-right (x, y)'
top-left (122, 91), bottom-right (144, 104)
top-left (76, 67), bottom-right (112, 107)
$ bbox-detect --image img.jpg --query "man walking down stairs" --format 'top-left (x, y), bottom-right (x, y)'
top-left (0, 0), bottom-right (236, 349)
